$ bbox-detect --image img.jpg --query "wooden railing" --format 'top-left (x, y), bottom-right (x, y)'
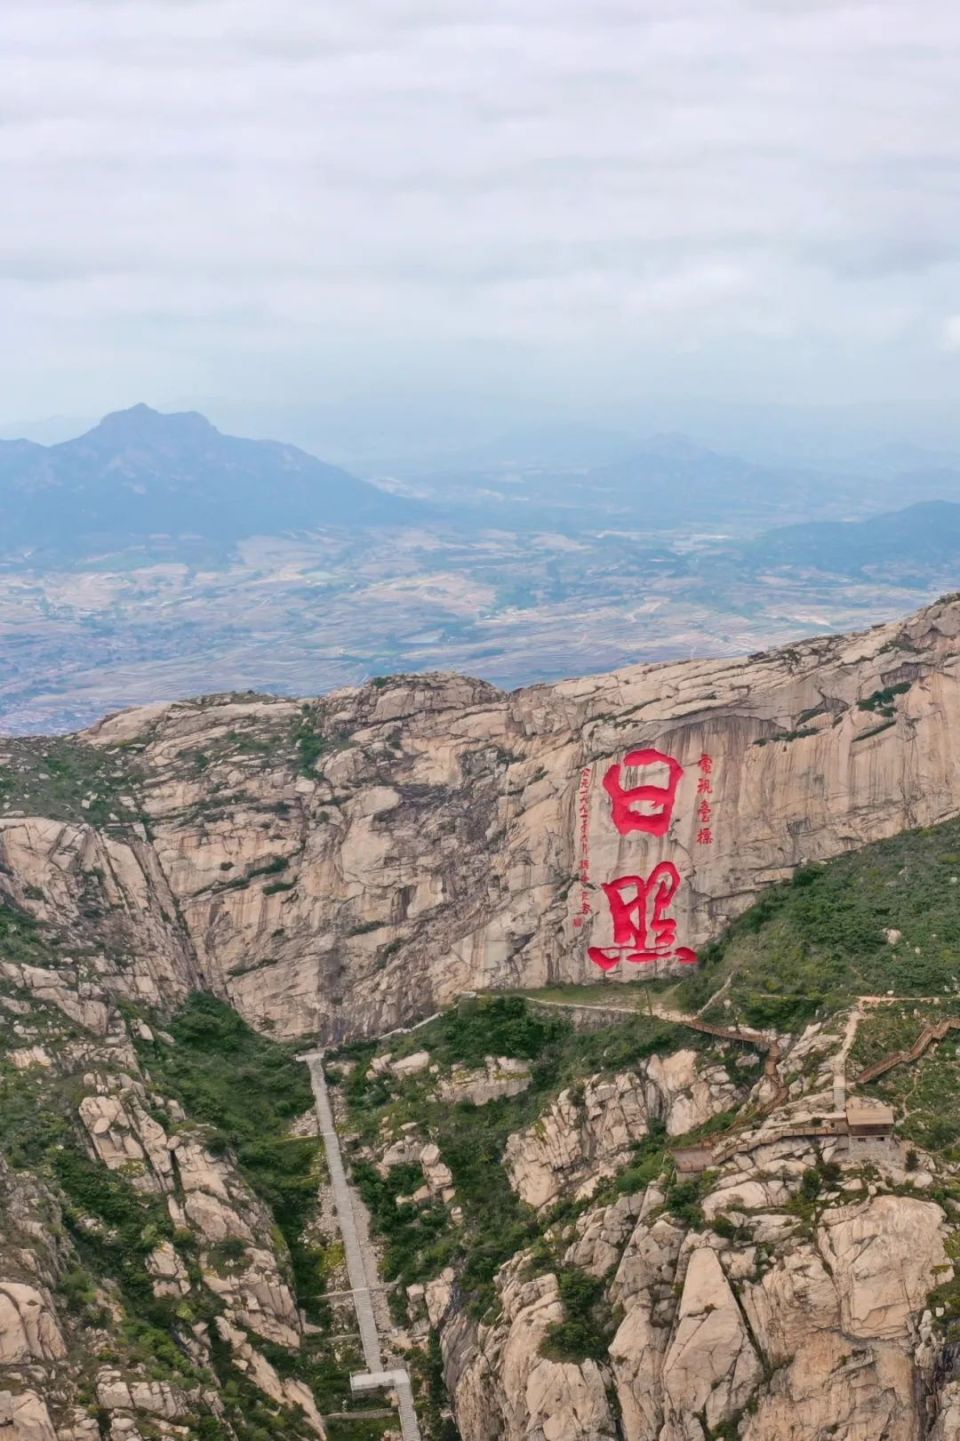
top-left (854, 1017), bottom-right (960, 1085)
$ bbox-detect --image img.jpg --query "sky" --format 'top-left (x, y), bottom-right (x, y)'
top-left (4, 0), bottom-right (960, 460)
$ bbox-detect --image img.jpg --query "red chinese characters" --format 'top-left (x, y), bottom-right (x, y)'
top-left (573, 767), bottom-right (593, 928)
top-left (581, 743), bottom-right (719, 972)
top-left (587, 861), bottom-right (698, 969)
top-left (602, 748), bottom-right (684, 837)
top-left (695, 753), bottom-right (714, 845)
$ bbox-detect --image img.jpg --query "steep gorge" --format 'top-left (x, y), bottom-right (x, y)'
top-left (4, 596), bottom-right (960, 1440)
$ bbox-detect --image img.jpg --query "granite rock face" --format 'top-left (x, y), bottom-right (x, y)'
top-left (441, 1260), bottom-right (618, 1441)
top-left (4, 597), bottom-right (960, 1439)
top-left (0, 1016), bottom-right (324, 1441)
top-left (5, 598), bottom-right (960, 1042)
top-left (437, 1140), bottom-right (957, 1441)
top-left (504, 1053), bottom-right (740, 1208)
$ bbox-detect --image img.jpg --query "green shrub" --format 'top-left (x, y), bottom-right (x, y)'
top-left (134, 994), bottom-right (325, 1317)
top-left (663, 1174), bottom-right (712, 1228)
top-left (426, 996), bottom-right (566, 1068)
top-left (542, 1268), bottom-right (614, 1362)
top-left (678, 813), bottom-right (960, 1028)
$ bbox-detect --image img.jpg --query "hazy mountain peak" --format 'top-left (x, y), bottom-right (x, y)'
top-left (642, 431), bottom-right (722, 462)
top-left (0, 405), bottom-right (420, 557)
top-left (77, 402), bottom-right (218, 450)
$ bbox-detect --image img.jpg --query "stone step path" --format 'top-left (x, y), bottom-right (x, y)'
top-left (302, 1050), bottom-right (423, 1441)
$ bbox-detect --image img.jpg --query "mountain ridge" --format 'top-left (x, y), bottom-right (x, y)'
top-left (2, 592), bottom-right (960, 1041)
top-left (745, 497), bottom-right (960, 577)
top-left (0, 403), bottom-right (421, 555)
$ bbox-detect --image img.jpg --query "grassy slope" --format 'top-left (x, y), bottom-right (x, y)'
top-left (676, 815), bottom-right (960, 1029)
top-left (330, 997), bottom-right (722, 1318)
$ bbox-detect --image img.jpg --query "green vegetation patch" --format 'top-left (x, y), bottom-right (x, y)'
top-left (676, 816), bottom-right (960, 1029)
top-left (0, 735), bottom-right (144, 828)
top-left (854, 1007), bottom-right (960, 1154)
top-left (0, 898), bottom-right (61, 968)
top-left (133, 994), bottom-right (330, 1317)
top-left (857, 681), bottom-right (911, 716)
top-left (335, 996), bottom-right (692, 1316)
top-left (541, 1266), bottom-right (614, 1363)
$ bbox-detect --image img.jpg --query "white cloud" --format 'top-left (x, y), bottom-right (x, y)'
top-left (2, 0), bottom-right (960, 429)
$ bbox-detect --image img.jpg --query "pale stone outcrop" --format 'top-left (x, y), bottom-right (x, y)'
top-left (931, 1381), bottom-right (960, 1441)
top-left (659, 1247), bottom-right (762, 1438)
top-left (202, 1244), bottom-right (300, 1347)
top-left (818, 1195), bottom-right (949, 1340)
top-left (741, 1347), bottom-right (922, 1441)
top-left (739, 1245), bottom-right (839, 1363)
top-left (504, 1072), bottom-right (651, 1208)
top-left (94, 1373), bottom-right (196, 1420)
top-left (505, 1056), bottom-right (737, 1208)
top-left (390, 1050), bottom-right (431, 1077)
top-left (0, 816), bottom-right (196, 1018)
top-left (644, 1049), bottom-right (735, 1137)
top-left (0, 1391), bottom-right (58, 1441)
top-left (608, 1209), bottom-right (687, 1441)
top-left (213, 1318), bottom-right (326, 1436)
top-left (445, 1262), bottom-right (616, 1441)
top-left (564, 1193), bottom-right (644, 1278)
top-left (438, 1057), bottom-right (532, 1106)
top-left (78, 1092), bottom-right (174, 1192)
top-left (0, 1282), bottom-right (66, 1363)
top-left (55, 1411), bottom-right (101, 1441)
top-left (9, 1046), bottom-right (52, 1070)
top-left (701, 1175), bottom-right (795, 1219)
top-left (0, 958), bottom-right (109, 1035)
top-left (419, 1143), bottom-right (454, 1196)
top-left (145, 1240), bottom-right (190, 1297)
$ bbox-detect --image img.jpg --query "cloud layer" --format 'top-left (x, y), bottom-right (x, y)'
top-left (4, 0), bottom-right (960, 436)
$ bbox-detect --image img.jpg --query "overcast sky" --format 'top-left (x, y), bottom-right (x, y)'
top-left (4, 0), bottom-right (960, 455)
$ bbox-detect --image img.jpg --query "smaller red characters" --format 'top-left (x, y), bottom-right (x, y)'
top-left (698, 753), bottom-right (713, 774)
top-left (697, 800), bottom-right (712, 823)
top-left (697, 776), bottom-right (712, 796)
top-left (696, 827), bottom-right (713, 846)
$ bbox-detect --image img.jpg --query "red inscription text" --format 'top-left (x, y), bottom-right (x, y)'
top-left (587, 861), bottom-right (697, 969)
top-left (602, 748), bottom-right (684, 838)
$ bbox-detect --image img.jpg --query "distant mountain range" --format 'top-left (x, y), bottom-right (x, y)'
top-left (7, 404), bottom-right (960, 584)
top-left (4, 408), bottom-right (960, 730)
top-left (0, 404), bottom-right (419, 558)
top-left (390, 432), bottom-right (859, 530)
top-left (745, 500), bottom-right (960, 580)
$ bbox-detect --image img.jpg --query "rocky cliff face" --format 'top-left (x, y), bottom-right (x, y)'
top-left (5, 596), bottom-right (960, 1441)
top-left (503, 1052), bottom-right (739, 1208)
top-left (0, 995), bottom-right (337, 1441)
top-left (363, 1009), bottom-right (960, 1441)
top-left (4, 595), bottom-right (960, 1043)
